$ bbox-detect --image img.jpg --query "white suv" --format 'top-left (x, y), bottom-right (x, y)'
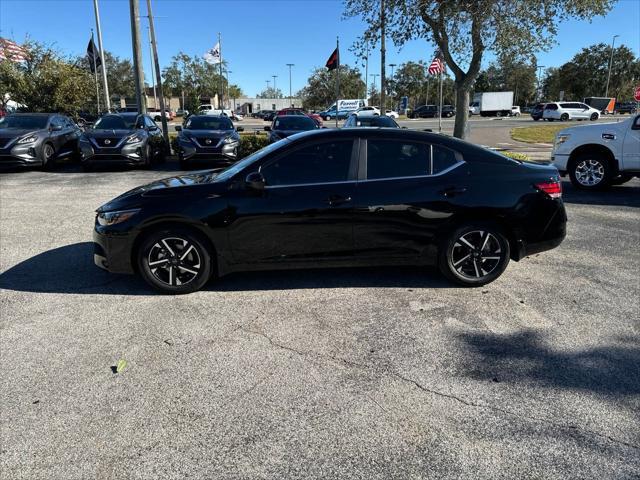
top-left (552, 114), bottom-right (640, 189)
top-left (354, 106), bottom-right (381, 117)
top-left (543, 102), bottom-right (600, 122)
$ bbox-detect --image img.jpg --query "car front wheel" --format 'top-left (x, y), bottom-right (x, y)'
top-left (590, 113), bottom-right (599, 121)
top-left (137, 229), bottom-right (213, 294)
top-left (568, 154), bottom-right (612, 190)
top-left (439, 225), bottom-right (510, 287)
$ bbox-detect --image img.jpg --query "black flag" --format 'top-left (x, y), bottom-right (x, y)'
top-left (325, 47), bottom-right (339, 71)
top-left (87, 37), bottom-right (101, 73)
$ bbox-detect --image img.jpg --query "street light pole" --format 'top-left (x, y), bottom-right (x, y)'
top-left (389, 63), bottom-right (396, 112)
top-left (147, 26), bottom-right (157, 108)
top-left (370, 73), bottom-right (379, 103)
top-left (92, 0), bottom-right (110, 111)
top-left (286, 63), bottom-right (294, 105)
top-left (272, 75), bottom-right (277, 96)
top-left (380, 0), bottom-right (386, 115)
top-left (146, 0), bottom-right (169, 150)
top-left (536, 65), bottom-right (545, 102)
top-left (605, 34), bottom-right (619, 98)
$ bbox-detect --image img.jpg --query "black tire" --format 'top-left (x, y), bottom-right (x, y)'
top-left (137, 228), bottom-right (213, 294)
top-left (438, 224), bottom-right (510, 287)
top-left (42, 143), bottom-right (56, 170)
top-left (560, 113), bottom-right (569, 121)
top-left (533, 117), bottom-right (540, 121)
top-left (590, 113), bottom-right (599, 121)
top-left (547, 118), bottom-right (554, 122)
top-left (142, 144), bottom-right (152, 169)
top-left (568, 153), bottom-right (613, 190)
top-left (610, 173), bottom-right (634, 186)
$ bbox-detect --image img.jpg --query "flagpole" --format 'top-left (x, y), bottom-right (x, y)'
top-left (438, 70), bottom-right (443, 133)
top-left (335, 36), bottom-right (340, 128)
top-left (92, 0), bottom-right (110, 111)
top-left (91, 30), bottom-right (100, 114)
top-left (218, 32), bottom-right (224, 110)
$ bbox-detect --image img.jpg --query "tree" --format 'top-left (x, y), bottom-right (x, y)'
top-left (344, 0), bottom-right (613, 138)
top-left (474, 57), bottom-right (537, 106)
top-left (162, 52), bottom-right (227, 111)
top-left (542, 43), bottom-right (639, 101)
top-left (257, 87), bottom-right (283, 98)
top-left (297, 65), bottom-right (366, 111)
top-left (75, 51), bottom-right (135, 103)
top-left (1, 41), bottom-right (93, 114)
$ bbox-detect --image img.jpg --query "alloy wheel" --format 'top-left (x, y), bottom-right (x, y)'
top-left (575, 159), bottom-right (604, 186)
top-left (450, 230), bottom-right (504, 280)
top-left (147, 237), bottom-right (202, 287)
top-left (44, 144), bottom-right (54, 161)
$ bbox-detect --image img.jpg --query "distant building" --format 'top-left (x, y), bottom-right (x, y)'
top-left (234, 97), bottom-right (302, 115)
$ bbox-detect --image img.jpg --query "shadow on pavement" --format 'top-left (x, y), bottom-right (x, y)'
top-left (457, 329), bottom-right (640, 397)
top-left (561, 180), bottom-right (640, 208)
top-left (0, 242), bottom-right (451, 295)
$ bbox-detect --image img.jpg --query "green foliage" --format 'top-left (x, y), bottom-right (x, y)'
top-left (75, 50), bottom-right (135, 101)
top-left (257, 87), bottom-right (283, 98)
top-left (162, 52), bottom-right (228, 111)
top-left (297, 65), bottom-right (366, 111)
top-left (228, 84), bottom-right (243, 100)
top-left (542, 43), bottom-right (640, 101)
top-left (500, 151), bottom-right (531, 161)
top-left (239, 133), bottom-right (270, 158)
top-left (511, 125), bottom-right (565, 143)
top-left (474, 56), bottom-right (537, 106)
top-left (1, 41), bottom-right (94, 114)
top-left (344, 0), bottom-right (614, 138)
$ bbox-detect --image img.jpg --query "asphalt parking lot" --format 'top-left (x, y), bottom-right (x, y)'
top-left (1, 164), bottom-right (639, 479)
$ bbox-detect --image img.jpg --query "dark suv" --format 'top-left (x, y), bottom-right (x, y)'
top-left (530, 103), bottom-right (546, 121)
top-left (408, 105), bottom-right (438, 118)
top-left (0, 113), bottom-right (81, 169)
top-left (78, 113), bottom-right (167, 170)
top-left (175, 115), bottom-right (243, 169)
top-left (614, 102), bottom-right (637, 115)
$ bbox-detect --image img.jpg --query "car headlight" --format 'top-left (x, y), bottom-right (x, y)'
top-left (18, 135), bottom-right (37, 144)
top-left (97, 208), bottom-right (140, 226)
top-left (222, 136), bottom-right (237, 145)
top-left (555, 134), bottom-right (570, 147)
top-left (125, 134), bottom-right (143, 144)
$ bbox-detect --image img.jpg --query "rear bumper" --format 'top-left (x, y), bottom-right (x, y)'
top-left (514, 202), bottom-right (567, 260)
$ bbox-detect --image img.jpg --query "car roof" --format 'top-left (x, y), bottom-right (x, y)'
top-left (9, 112), bottom-right (54, 117)
top-left (188, 115), bottom-right (230, 119)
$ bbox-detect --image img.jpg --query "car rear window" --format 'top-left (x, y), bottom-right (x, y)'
top-left (545, 104), bottom-right (558, 110)
top-left (367, 139), bottom-right (430, 179)
top-left (186, 117), bottom-right (233, 130)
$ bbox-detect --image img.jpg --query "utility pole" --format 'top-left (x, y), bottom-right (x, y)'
top-left (129, 0), bottom-right (146, 113)
top-left (286, 63), bottom-right (294, 104)
top-left (272, 75), bottom-right (277, 96)
top-left (605, 34), bottom-right (619, 97)
top-left (146, 0), bottom-right (169, 150)
top-left (364, 49), bottom-right (369, 100)
top-left (389, 63), bottom-right (396, 112)
top-left (379, 0), bottom-right (386, 115)
top-left (147, 26), bottom-right (157, 108)
top-left (92, 0), bottom-right (110, 110)
top-left (218, 32), bottom-right (224, 109)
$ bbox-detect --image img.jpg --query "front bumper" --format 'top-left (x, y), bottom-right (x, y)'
top-left (178, 137), bottom-right (238, 164)
top-left (0, 143), bottom-right (42, 168)
top-left (93, 226), bottom-right (136, 274)
top-left (80, 139), bottom-right (146, 166)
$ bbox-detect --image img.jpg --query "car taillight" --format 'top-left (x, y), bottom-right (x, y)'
top-left (535, 180), bottom-right (562, 199)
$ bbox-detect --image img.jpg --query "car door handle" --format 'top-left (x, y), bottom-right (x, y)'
top-left (326, 194), bottom-right (352, 206)
top-left (439, 186), bottom-right (467, 197)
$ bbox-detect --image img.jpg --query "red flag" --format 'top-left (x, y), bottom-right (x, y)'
top-left (325, 47), bottom-right (339, 71)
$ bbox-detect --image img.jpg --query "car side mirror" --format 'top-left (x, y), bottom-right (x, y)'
top-left (236, 126), bottom-right (244, 132)
top-left (175, 125), bottom-right (182, 131)
top-left (264, 126), bottom-right (271, 131)
top-left (50, 125), bottom-right (63, 131)
top-left (245, 171), bottom-right (265, 190)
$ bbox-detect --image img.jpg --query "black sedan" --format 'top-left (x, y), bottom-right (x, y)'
top-left (265, 115), bottom-right (319, 143)
top-left (175, 115), bottom-right (243, 169)
top-left (79, 113), bottom-right (167, 170)
top-left (343, 114), bottom-right (400, 128)
top-left (0, 113), bottom-right (81, 169)
top-left (93, 128), bottom-right (566, 294)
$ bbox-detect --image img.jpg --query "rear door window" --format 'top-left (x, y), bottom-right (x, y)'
top-left (432, 145), bottom-right (460, 174)
top-left (366, 139), bottom-right (430, 179)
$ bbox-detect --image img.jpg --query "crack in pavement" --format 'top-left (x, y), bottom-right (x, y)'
top-left (240, 328), bottom-right (640, 452)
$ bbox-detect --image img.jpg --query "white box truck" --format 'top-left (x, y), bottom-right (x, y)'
top-left (471, 91), bottom-right (514, 117)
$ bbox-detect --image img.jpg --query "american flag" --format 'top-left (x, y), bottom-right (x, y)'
top-left (427, 49), bottom-right (445, 75)
top-left (0, 38), bottom-right (28, 63)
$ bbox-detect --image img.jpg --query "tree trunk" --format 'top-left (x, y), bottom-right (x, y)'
top-left (453, 85), bottom-right (470, 139)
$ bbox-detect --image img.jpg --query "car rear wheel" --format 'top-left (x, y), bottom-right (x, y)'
top-left (568, 154), bottom-right (612, 190)
top-left (560, 113), bottom-right (569, 121)
top-left (137, 229), bottom-right (213, 294)
top-left (439, 225), bottom-right (510, 287)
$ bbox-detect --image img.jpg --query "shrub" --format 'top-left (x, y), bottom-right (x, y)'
top-left (501, 151), bottom-right (531, 161)
top-left (168, 131), bottom-right (270, 159)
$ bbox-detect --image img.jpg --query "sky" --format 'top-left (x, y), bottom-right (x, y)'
top-left (1, 0), bottom-right (639, 98)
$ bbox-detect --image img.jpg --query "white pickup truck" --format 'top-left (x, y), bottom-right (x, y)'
top-left (552, 114), bottom-right (640, 189)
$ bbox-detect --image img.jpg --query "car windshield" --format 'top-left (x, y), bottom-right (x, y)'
top-left (273, 116), bottom-right (316, 130)
top-left (0, 115), bottom-right (49, 129)
top-left (94, 115), bottom-right (136, 130)
top-left (213, 140), bottom-right (288, 182)
top-left (355, 116), bottom-right (398, 127)
top-left (185, 117), bottom-right (233, 130)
